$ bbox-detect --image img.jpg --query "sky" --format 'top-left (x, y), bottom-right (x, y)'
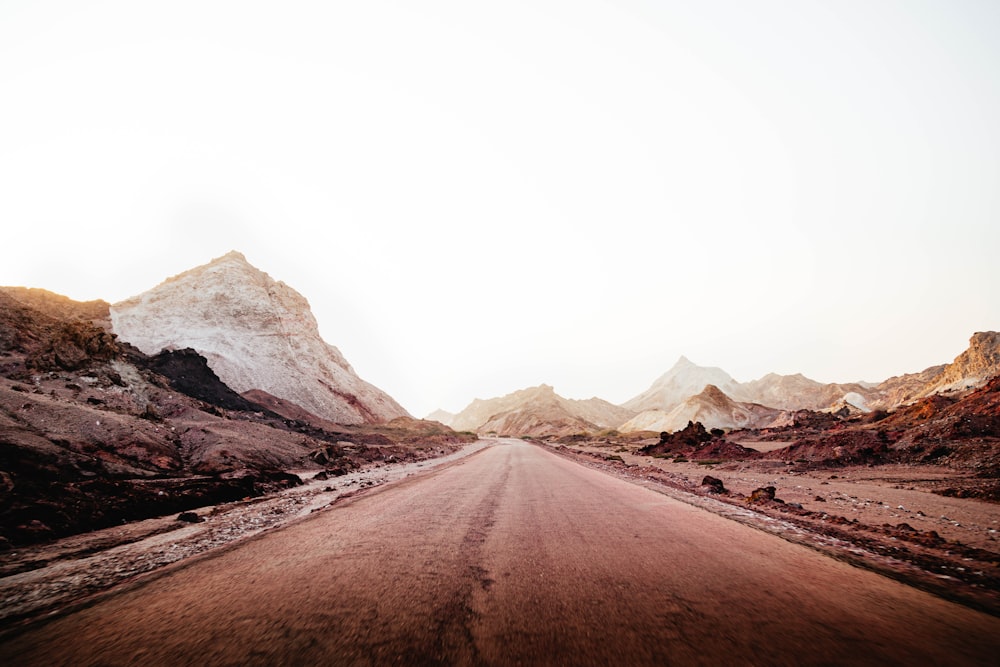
top-left (2, 1), bottom-right (998, 418)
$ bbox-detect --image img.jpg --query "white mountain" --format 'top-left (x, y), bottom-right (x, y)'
top-left (110, 251), bottom-right (409, 425)
top-left (622, 356), bottom-right (743, 414)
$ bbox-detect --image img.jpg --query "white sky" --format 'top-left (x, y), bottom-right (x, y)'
top-left (2, 1), bottom-right (998, 417)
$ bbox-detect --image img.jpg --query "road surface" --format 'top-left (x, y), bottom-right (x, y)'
top-left (2, 440), bottom-right (999, 665)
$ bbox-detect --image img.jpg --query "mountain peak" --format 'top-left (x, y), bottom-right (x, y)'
top-left (697, 384), bottom-right (729, 400)
top-left (671, 355), bottom-right (696, 370)
top-left (109, 255), bottom-right (409, 425)
top-left (216, 250), bottom-right (249, 263)
top-left (624, 358), bottom-right (739, 413)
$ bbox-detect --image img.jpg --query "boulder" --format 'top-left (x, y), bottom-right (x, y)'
top-left (700, 475), bottom-right (726, 494)
top-left (747, 486), bottom-right (776, 504)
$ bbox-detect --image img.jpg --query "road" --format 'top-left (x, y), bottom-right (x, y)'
top-left (2, 440), bottom-right (999, 665)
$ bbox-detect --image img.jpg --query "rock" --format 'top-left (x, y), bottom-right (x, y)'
top-left (110, 252), bottom-right (409, 425)
top-left (700, 475), bottom-right (726, 494)
top-left (177, 511), bottom-right (203, 523)
top-left (16, 519), bottom-right (54, 539)
top-left (748, 486), bottom-right (776, 504)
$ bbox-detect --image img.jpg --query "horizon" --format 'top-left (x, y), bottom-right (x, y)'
top-left (2, 1), bottom-right (998, 417)
top-left (1, 248), bottom-right (986, 418)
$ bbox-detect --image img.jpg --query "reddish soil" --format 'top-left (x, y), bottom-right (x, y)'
top-left (1, 441), bottom-right (998, 665)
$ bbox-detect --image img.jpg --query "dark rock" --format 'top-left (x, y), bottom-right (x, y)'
top-left (640, 421), bottom-right (713, 456)
top-left (177, 511), bottom-right (203, 523)
top-left (310, 445), bottom-right (345, 466)
top-left (700, 475), bottom-right (726, 494)
top-left (140, 348), bottom-right (263, 413)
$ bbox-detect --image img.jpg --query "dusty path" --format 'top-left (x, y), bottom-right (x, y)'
top-left (2, 440), bottom-right (999, 665)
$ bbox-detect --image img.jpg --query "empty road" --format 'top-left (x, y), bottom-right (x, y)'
top-left (2, 440), bottom-right (999, 665)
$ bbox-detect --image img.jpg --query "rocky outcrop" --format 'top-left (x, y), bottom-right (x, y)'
top-left (110, 251), bottom-right (409, 425)
top-left (0, 287), bottom-right (110, 327)
top-left (913, 332), bottom-right (1000, 399)
top-left (865, 333), bottom-right (1000, 410)
top-left (450, 384), bottom-right (635, 437)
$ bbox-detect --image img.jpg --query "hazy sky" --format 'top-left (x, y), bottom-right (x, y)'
top-left (2, 1), bottom-right (998, 417)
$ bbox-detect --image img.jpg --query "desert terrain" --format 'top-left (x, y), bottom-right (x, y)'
top-left (2, 262), bottom-right (999, 664)
top-left (2, 440), bottom-right (999, 666)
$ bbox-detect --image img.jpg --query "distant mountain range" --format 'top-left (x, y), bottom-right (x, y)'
top-left (446, 384), bottom-right (634, 438)
top-left (8, 248), bottom-right (999, 440)
top-left (433, 333), bottom-right (1000, 436)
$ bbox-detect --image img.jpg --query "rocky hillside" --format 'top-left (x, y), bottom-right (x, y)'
top-left (110, 251), bottom-right (409, 425)
top-left (0, 287), bottom-right (468, 547)
top-left (736, 373), bottom-right (873, 411)
top-left (450, 384), bottom-right (635, 437)
top-left (620, 384), bottom-right (783, 433)
top-left (911, 332), bottom-right (1000, 400)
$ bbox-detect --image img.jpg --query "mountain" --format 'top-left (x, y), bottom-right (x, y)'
top-left (627, 333), bottom-right (1000, 425)
top-left (912, 331), bottom-right (1000, 399)
top-left (623, 357), bottom-right (742, 414)
top-left (110, 251), bottom-right (408, 425)
top-left (736, 373), bottom-right (873, 411)
top-left (450, 384), bottom-right (635, 437)
top-left (862, 332), bottom-right (1000, 410)
top-left (425, 409), bottom-right (456, 427)
top-left (619, 384), bottom-right (782, 433)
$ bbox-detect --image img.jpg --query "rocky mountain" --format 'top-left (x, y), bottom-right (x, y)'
top-left (450, 384), bottom-right (635, 437)
top-left (619, 384), bottom-right (782, 433)
top-left (623, 357), bottom-right (742, 414)
top-left (736, 373), bottom-right (873, 411)
top-left (627, 333), bottom-right (1000, 424)
top-left (912, 332), bottom-right (1000, 399)
top-left (862, 332), bottom-right (1000, 410)
top-left (110, 251), bottom-right (408, 425)
top-left (869, 365), bottom-right (947, 411)
top-left (624, 356), bottom-right (872, 417)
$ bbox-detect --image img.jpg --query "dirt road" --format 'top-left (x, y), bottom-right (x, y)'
top-left (2, 440), bottom-right (999, 665)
